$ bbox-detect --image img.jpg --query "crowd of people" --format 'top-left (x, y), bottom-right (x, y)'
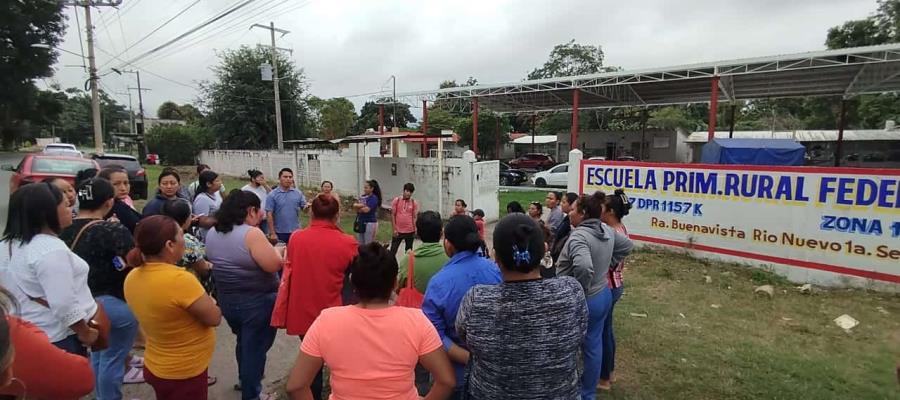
top-left (0, 160), bottom-right (636, 400)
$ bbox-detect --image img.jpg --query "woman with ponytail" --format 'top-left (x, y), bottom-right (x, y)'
top-left (456, 213), bottom-right (588, 399)
top-left (124, 215), bottom-right (221, 399)
top-left (597, 189), bottom-right (633, 391)
top-left (421, 215), bottom-right (501, 398)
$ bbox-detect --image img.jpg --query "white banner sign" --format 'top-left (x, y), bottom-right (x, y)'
top-left (579, 161), bottom-right (900, 284)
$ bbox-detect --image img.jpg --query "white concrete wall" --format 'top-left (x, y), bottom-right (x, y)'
top-left (369, 156), bottom-right (500, 222)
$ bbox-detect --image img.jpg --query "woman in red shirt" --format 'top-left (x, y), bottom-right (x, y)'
top-left (0, 288), bottom-right (94, 400)
top-left (281, 194), bottom-right (358, 400)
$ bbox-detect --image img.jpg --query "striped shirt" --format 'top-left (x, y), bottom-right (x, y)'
top-left (456, 276), bottom-right (587, 399)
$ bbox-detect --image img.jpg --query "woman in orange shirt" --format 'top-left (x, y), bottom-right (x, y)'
top-left (285, 243), bottom-right (455, 400)
top-left (124, 216), bottom-right (222, 400)
top-left (0, 287), bottom-right (95, 400)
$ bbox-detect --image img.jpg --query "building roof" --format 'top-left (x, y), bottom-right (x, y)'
top-left (512, 135), bottom-right (558, 144)
top-left (685, 129), bottom-right (900, 143)
top-left (391, 44), bottom-right (900, 114)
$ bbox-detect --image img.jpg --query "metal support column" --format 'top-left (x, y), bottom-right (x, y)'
top-left (495, 116), bottom-right (501, 160)
top-left (472, 97), bottom-right (479, 157)
top-left (708, 76), bottom-right (720, 141)
top-left (834, 99), bottom-right (848, 167)
top-left (728, 104), bottom-right (736, 138)
top-left (378, 104), bottom-right (385, 135)
top-left (421, 100), bottom-right (428, 158)
top-left (639, 108), bottom-right (648, 160)
top-left (531, 114), bottom-right (536, 154)
top-left (571, 89), bottom-right (580, 150)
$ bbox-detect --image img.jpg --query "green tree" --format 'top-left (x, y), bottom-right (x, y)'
top-left (0, 0), bottom-right (66, 148)
top-left (157, 101), bottom-right (203, 122)
top-left (146, 124), bottom-right (214, 165)
top-left (647, 107), bottom-right (700, 131)
top-left (200, 46), bottom-right (311, 149)
top-left (453, 112), bottom-right (511, 159)
top-left (41, 88), bottom-right (128, 146)
top-left (355, 100), bottom-right (416, 133)
top-left (157, 101), bottom-right (181, 120)
top-left (527, 40), bottom-right (616, 80)
top-left (309, 97), bottom-right (356, 139)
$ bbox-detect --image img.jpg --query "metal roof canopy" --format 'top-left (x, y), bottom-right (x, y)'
top-left (283, 132), bottom-right (454, 146)
top-left (392, 44), bottom-right (900, 114)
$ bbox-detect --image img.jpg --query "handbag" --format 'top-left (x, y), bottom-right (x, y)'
top-left (353, 216), bottom-right (366, 234)
top-left (271, 258), bottom-right (292, 329)
top-left (396, 250), bottom-right (424, 308)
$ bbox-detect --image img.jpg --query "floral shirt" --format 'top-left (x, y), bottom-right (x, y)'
top-left (180, 233), bottom-right (205, 268)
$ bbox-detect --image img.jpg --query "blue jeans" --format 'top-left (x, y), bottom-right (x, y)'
top-left (53, 334), bottom-right (87, 357)
top-left (220, 292), bottom-right (278, 400)
top-left (276, 232), bottom-right (292, 246)
top-left (581, 287), bottom-right (613, 400)
top-left (600, 285), bottom-right (624, 381)
top-left (357, 222), bottom-right (377, 244)
top-left (92, 295), bottom-right (138, 400)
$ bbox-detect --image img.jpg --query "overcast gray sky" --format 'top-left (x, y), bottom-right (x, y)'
top-left (44, 0), bottom-right (876, 118)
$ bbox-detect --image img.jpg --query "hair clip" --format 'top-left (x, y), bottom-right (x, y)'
top-left (619, 192), bottom-right (629, 205)
top-left (512, 244), bottom-right (531, 266)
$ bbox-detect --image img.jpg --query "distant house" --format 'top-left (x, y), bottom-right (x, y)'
top-left (555, 129), bottom-right (693, 163)
top-left (143, 118), bottom-right (187, 131)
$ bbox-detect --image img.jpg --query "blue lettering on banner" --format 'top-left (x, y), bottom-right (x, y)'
top-left (584, 166), bottom-right (897, 209)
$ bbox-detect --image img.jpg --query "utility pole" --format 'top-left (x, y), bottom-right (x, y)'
top-left (116, 68), bottom-right (149, 159)
top-left (64, 0), bottom-right (122, 153)
top-left (84, 5), bottom-right (103, 154)
top-left (116, 91), bottom-right (134, 135)
top-left (251, 22), bottom-right (290, 151)
top-left (390, 75), bottom-right (397, 129)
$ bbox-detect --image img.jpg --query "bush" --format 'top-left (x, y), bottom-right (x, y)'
top-left (146, 124), bottom-right (214, 165)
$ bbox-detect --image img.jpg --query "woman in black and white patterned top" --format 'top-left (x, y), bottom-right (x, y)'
top-left (456, 213), bottom-right (588, 400)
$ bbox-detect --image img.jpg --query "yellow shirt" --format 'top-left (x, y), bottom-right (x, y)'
top-left (124, 262), bottom-right (215, 379)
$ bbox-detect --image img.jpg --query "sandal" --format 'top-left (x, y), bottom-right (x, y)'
top-left (207, 376), bottom-right (218, 386)
top-left (128, 355), bottom-right (144, 369)
top-left (123, 366), bottom-right (145, 384)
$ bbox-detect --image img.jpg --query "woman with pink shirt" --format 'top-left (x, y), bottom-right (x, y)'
top-left (285, 243), bottom-right (455, 400)
top-left (597, 189), bottom-right (632, 391)
top-left (390, 183), bottom-right (419, 257)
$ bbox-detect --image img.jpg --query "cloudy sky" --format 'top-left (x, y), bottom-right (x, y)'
top-left (44, 0), bottom-right (876, 118)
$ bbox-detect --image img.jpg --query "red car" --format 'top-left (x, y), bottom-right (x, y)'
top-left (508, 153), bottom-right (556, 171)
top-left (3, 154), bottom-right (100, 192)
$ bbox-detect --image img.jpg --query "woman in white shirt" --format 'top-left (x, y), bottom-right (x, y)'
top-left (242, 169), bottom-right (271, 234)
top-left (0, 182), bottom-right (99, 356)
top-left (192, 170), bottom-right (224, 241)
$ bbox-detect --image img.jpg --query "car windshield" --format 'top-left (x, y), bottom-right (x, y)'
top-left (45, 145), bottom-right (76, 150)
top-left (97, 158), bottom-right (140, 170)
top-left (32, 158), bottom-right (95, 175)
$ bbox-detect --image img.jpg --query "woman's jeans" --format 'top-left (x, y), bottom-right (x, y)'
top-left (357, 222), bottom-right (378, 244)
top-left (219, 292), bottom-right (278, 400)
top-left (93, 295), bottom-right (139, 400)
top-left (581, 287), bottom-right (613, 400)
top-left (600, 285), bottom-right (624, 381)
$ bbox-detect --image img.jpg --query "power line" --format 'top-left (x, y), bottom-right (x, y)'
top-left (135, 0), bottom-right (294, 67)
top-left (72, 5), bottom-right (88, 71)
top-left (98, 0), bottom-right (202, 69)
top-left (115, 8), bottom-right (129, 60)
top-left (118, 0), bottom-right (260, 68)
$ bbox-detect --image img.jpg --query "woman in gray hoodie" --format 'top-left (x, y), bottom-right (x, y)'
top-left (557, 191), bottom-right (633, 400)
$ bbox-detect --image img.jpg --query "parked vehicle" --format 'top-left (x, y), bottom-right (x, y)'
top-left (41, 143), bottom-right (83, 158)
top-left (3, 154), bottom-right (100, 192)
top-left (532, 163), bottom-right (568, 187)
top-left (617, 156), bottom-right (637, 161)
top-left (91, 153), bottom-right (149, 199)
top-left (508, 153), bottom-right (555, 170)
top-left (146, 153), bottom-right (160, 165)
top-left (499, 162), bottom-right (528, 186)
top-left (588, 156), bottom-right (607, 161)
